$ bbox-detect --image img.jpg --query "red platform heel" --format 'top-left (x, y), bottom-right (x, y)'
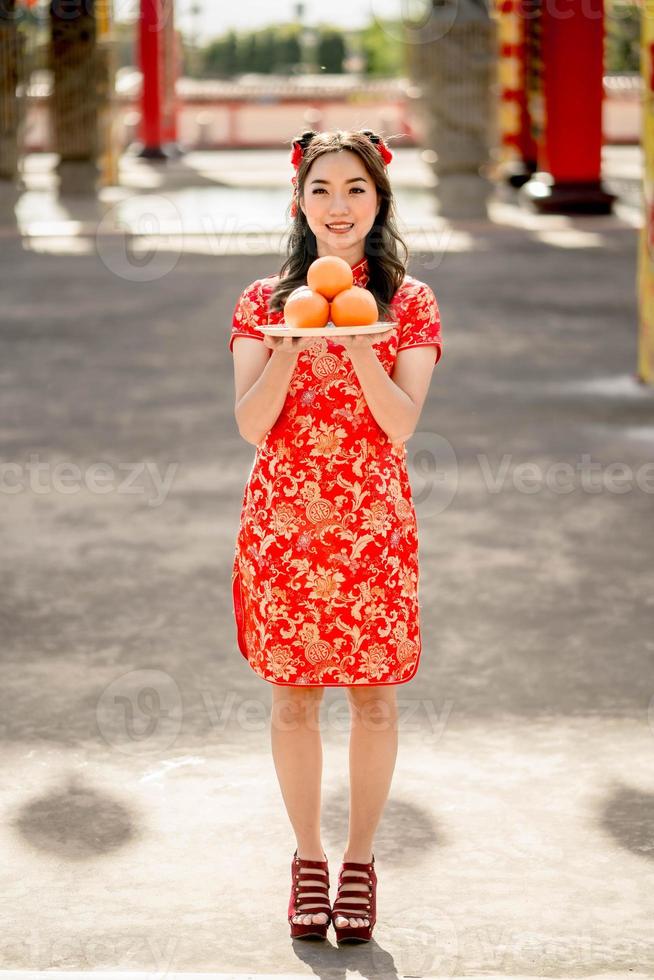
top-left (288, 849), bottom-right (332, 940)
top-left (332, 853), bottom-right (377, 943)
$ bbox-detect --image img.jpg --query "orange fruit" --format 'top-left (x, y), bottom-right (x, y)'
top-left (283, 285), bottom-right (330, 329)
top-left (307, 255), bottom-right (353, 300)
top-left (330, 286), bottom-right (379, 327)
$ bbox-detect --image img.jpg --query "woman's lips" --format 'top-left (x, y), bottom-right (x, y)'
top-left (326, 223), bottom-right (354, 233)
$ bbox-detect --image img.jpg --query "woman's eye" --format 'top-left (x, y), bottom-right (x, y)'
top-left (311, 188), bottom-right (365, 194)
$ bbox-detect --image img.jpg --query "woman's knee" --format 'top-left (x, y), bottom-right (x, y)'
top-left (271, 685), bottom-right (325, 728)
top-left (346, 686), bottom-right (398, 726)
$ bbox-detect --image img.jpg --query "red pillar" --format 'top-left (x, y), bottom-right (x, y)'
top-left (138, 0), bottom-right (166, 158)
top-left (160, 0), bottom-right (179, 147)
top-left (520, 0), bottom-right (615, 213)
top-left (495, 0), bottom-right (538, 188)
top-left (514, 0), bottom-right (537, 168)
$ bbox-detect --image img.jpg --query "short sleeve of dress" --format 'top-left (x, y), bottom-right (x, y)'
top-left (397, 281), bottom-right (443, 365)
top-left (229, 279), bottom-right (266, 353)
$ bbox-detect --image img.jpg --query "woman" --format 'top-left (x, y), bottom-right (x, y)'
top-left (228, 128), bottom-right (443, 943)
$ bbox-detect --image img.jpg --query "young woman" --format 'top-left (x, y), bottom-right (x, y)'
top-left (228, 128), bottom-right (443, 944)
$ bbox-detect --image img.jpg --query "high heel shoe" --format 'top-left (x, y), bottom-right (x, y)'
top-left (332, 853), bottom-right (377, 943)
top-left (288, 849), bottom-right (332, 940)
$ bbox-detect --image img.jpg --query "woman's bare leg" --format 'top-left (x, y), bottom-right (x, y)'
top-left (271, 684), bottom-right (328, 926)
top-left (336, 686), bottom-right (399, 929)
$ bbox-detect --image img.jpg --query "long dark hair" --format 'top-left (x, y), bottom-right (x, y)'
top-left (268, 128), bottom-right (409, 322)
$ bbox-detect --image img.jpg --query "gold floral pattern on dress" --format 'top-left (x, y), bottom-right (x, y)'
top-left (229, 255), bottom-right (442, 686)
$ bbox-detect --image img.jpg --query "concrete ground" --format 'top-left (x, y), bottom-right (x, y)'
top-left (0, 149), bottom-right (652, 979)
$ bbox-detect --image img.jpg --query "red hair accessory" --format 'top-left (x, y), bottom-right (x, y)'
top-left (289, 134), bottom-right (392, 218)
top-left (376, 139), bottom-right (393, 165)
top-left (290, 141), bottom-right (304, 171)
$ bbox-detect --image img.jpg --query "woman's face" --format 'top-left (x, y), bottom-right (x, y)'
top-left (299, 149), bottom-right (380, 267)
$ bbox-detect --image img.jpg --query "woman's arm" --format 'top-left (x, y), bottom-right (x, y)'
top-left (232, 335), bottom-right (316, 446)
top-left (346, 343), bottom-right (437, 444)
top-left (233, 340), bottom-right (297, 445)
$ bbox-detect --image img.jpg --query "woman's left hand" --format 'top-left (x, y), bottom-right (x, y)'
top-left (337, 329), bottom-right (392, 351)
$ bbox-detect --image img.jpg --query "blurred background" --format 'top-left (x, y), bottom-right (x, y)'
top-left (0, 0), bottom-right (647, 243)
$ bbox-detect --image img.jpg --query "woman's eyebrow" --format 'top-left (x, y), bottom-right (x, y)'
top-left (309, 177), bottom-right (368, 185)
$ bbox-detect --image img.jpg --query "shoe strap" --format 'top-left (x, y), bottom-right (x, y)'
top-left (292, 863), bottom-right (332, 915)
top-left (294, 873), bottom-right (330, 894)
top-left (334, 857), bottom-right (375, 919)
top-left (340, 855), bottom-right (375, 872)
top-left (293, 849), bottom-right (329, 870)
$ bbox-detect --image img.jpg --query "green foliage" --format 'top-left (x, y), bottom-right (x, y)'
top-left (200, 23), bottom-right (307, 76)
top-left (316, 29), bottom-right (346, 73)
top-left (203, 29), bottom-right (240, 77)
top-left (275, 25), bottom-right (302, 72)
top-left (605, 2), bottom-right (640, 73)
top-left (253, 30), bottom-right (276, 74)
top-left (193, 20), bottom-right (402, 78)
top-left (360, 19), bottom-right (405, 77)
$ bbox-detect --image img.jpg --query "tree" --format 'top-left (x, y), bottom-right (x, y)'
top-left (275, 26), bottom-right (302, 73)
top-left (255, 29), bottom-right (275, 73)
top-left (316, 28), bottom-right (346, 73)
top-left (605, 2), bottom-right (640, 72)
top-left (203, 30), bottom-right (239, 77)
top-left (361, 19), bottom-right (405, 76)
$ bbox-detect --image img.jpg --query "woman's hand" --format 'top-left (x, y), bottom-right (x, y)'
top-left (262, 327), bottom-right (392, 355)
top-left (337, 329), bottom-right (392, 351)
top-left (262, 334), bottom-right (318, 354)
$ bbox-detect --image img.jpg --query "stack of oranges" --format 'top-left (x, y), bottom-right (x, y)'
top-left (283, 256), bottom-right (379, 329)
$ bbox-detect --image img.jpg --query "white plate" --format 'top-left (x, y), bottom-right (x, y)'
top-left (260, 321), bottom-right (396, 338)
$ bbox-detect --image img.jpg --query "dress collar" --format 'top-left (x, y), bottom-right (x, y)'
top-left (351, 255), bottom-right (369, 287)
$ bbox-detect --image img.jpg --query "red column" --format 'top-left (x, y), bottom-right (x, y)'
top-left (520, 0), bottom-right (615, 213)
top-left (138, 0), bottom-right (165, 158)
top-left (160, 0), bottom-right (179, 147)
top-left (514, 0), bottom-right (537, 168)
top-left (495, 0), bottom-right (538, 187)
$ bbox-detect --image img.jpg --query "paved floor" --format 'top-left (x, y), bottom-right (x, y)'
top-left (0, 150), bottom-right (652, 977)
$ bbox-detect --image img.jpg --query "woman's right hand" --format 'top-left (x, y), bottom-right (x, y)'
top-left (263, 334), bottom-right (318, 354)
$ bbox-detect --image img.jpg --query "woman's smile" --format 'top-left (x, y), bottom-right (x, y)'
top-left (325, 222), bottom-right (355, 234)
top-left (300, 149), bottom-right (379, 263)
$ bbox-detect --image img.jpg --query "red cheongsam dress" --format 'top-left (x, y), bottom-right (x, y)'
top-left (228, 255), bottom-right (443, 686)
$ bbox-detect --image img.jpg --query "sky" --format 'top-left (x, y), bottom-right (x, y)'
top-left (116, 0), bottom-right (403, 41)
